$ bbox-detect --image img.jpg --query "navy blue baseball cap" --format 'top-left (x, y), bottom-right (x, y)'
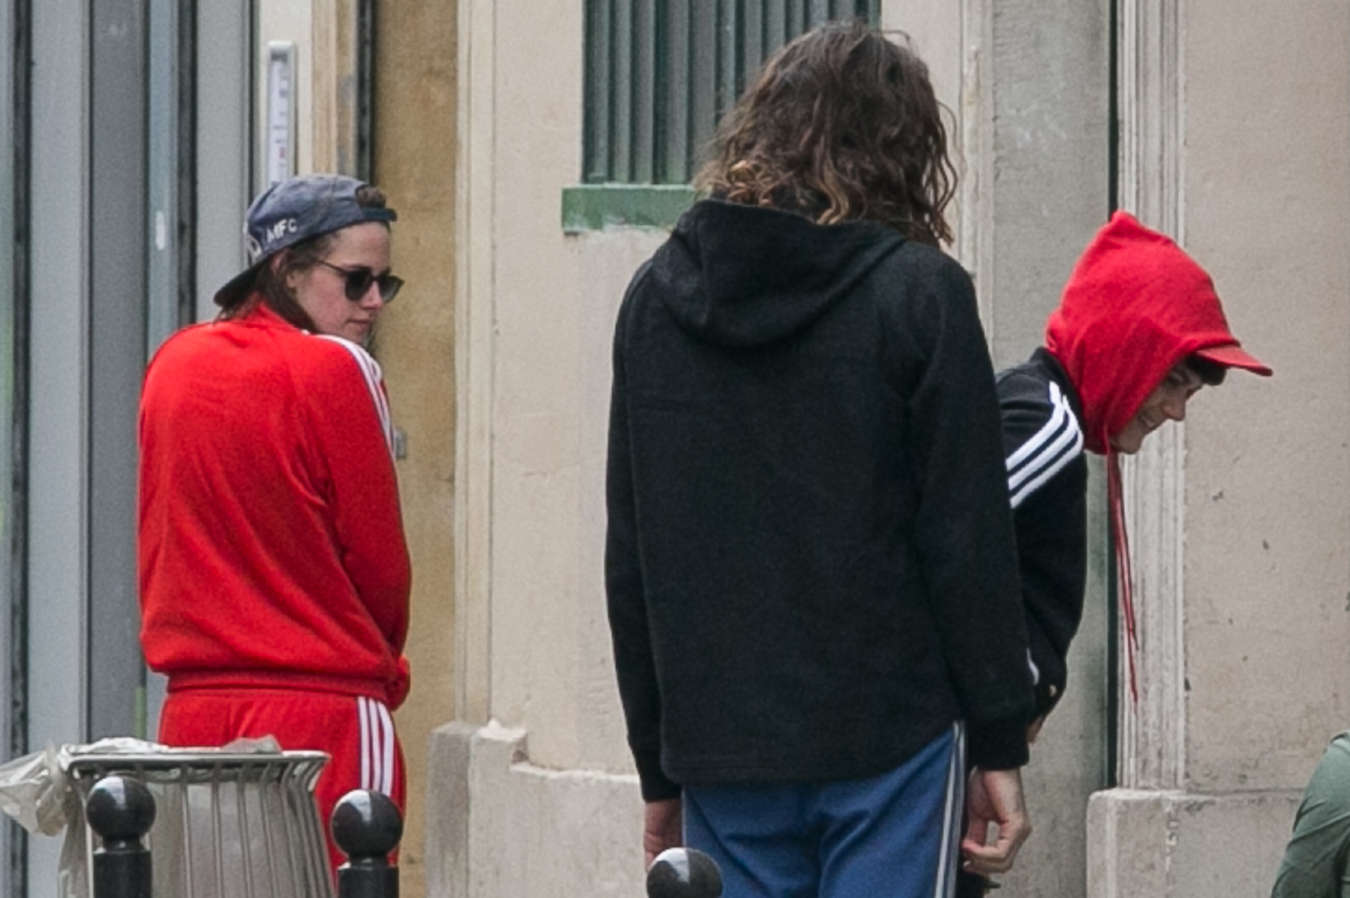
top-left (214, 173), bottom-right (398, 308)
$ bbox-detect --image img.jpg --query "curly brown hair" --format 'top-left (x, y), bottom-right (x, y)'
top-left (695, 21), bottom-right (956, 246)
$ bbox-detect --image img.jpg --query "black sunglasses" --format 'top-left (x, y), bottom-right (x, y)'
top-left (314, 259), bottom-right (404, 302)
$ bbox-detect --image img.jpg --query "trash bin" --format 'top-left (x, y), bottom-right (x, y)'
top-left (0, 738), bottom-right (332, 898)
top-left (68, 746), bottom-right (332, 898)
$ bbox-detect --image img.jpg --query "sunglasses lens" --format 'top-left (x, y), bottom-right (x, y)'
top-left (344, 269), bottom-right (376, 301)
top-left (327, 261), bottom-right (401, 303)
top-left (377, 275), bottom-right (404, 302)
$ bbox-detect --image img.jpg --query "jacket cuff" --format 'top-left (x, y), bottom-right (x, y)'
top-left (1027, 637), bottom-right (1067, 720)
top-left (634, 749), bottom-right (681, 802)
top-left (967, 716), bottom-right (1030, 770)
top-left (1033, 678), bottom-right (1064, 719)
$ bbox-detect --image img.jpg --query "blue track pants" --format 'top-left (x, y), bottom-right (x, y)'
top-left (682, 722), bottom-right (966, 898)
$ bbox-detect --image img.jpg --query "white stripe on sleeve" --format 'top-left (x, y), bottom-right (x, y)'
top-left (315, 334), bottom-right (396, 459)
top-left (1006, 383), bottom-right (1083, 509)
top-left (1005, 382), bottom-right (1068, 471)
top-left (1009, 406), bottom-right (1083, 508)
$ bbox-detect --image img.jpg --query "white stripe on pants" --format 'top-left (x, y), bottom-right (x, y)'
top-left (357, 695), bottom-right (396, 796)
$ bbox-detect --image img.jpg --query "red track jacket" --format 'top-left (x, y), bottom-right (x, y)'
top-left (138, 300), bottom-right (411, 708)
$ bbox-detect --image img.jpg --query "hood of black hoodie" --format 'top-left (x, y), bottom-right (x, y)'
top-left (649, 199), bottom-right (907, 348)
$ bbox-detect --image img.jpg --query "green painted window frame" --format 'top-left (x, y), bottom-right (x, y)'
top-left (569, 0), bottom-right (880, 232)
top-left (562, 183), bottom-right (697, 233)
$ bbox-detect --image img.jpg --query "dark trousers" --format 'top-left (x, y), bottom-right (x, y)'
top-left (956, 869), bottom-right (994, 897)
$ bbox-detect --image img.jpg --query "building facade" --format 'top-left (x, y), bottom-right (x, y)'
top-left (1, 1), bottom-right (1345, 897)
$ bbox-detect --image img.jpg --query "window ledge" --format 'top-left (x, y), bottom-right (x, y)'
top-left (561, 184), bottom-right (697, 233)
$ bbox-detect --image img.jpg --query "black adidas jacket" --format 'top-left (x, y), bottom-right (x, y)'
top-left (605, 199), bottom-right (1035, 801)
top-left (997, 348), bottom-right (1089, 719)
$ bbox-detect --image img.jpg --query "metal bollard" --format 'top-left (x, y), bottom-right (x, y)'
top-left (331, 789), bottom-right (402, 898)
top-left (85, 774), bottom-right (156, 898)
top-left (647, 847), bottom-right (723, 898)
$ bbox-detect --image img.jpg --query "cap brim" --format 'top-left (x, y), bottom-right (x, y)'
top-left (1194, 342), bottom-right (1272, 376)
top-left (213, 264), bottom-right (261, 309)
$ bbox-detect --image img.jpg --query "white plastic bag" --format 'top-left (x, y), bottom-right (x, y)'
top-left (0, 743), bottom-right (71, 835)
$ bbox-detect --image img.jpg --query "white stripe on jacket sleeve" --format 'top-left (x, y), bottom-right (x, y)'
top-left (1005, 382), bottom-right (1068, 471)
top-left (1006, 382), bottom-right (1083, 509)
top-left (315, 334), bottom-right (396, 459)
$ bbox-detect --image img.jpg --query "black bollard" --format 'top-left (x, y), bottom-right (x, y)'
top-left (85, 775), bottom-right (156, 898)
top-left (331, 789), bottom-right (403, 898)
top-left (647, 847), bottom-right (723, 898)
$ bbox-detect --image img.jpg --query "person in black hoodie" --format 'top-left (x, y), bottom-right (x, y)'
top-left (605, 21), bottom-right (1036, 897)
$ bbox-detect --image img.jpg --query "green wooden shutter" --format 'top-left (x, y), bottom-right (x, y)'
top-left (584, 0), bottom-right (880, 185)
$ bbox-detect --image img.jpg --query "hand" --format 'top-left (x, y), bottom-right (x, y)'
top-left (961, 767), bottom-right (1031, 876)
top-left (643, 798), bottom-right (683, 868)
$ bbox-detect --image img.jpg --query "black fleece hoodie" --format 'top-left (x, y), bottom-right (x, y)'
top-left (605, 199), bottom-right (1034, 801)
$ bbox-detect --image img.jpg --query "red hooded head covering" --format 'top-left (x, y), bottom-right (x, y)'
top-left (1045, 210), bottom-right (1271, 454)
top-left (1045, 211), bottom-right (1271, 700)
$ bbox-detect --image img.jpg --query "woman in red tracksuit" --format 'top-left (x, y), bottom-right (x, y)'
top-left (137, 173), bottom-right (411, 872)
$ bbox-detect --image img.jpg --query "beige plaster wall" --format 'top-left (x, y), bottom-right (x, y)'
top-left (491, 226), bottom-right (662, 776)
top-left (1088, 789), bottom-right (1301, 896)
top-left (886, 2), bottom-right (960, 109)
top-left (478, 1), bottom-right (649, 776)
top-left (1181, 0), bottom-right (1350, 794)
top-left (428, 722), bottom-right (645, 898)
top-left (372, 3), bottom-right (458, 896)
top-left (435, 1), bottom-right (666, 889)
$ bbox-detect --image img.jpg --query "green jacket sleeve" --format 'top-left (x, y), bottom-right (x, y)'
top-left (1272, 732), bottom-right (1350, 898)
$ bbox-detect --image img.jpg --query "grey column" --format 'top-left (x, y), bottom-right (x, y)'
top-left (194, 0), bottom-right (253, 323)
top-left (87, 0), bottom-right (148, 741)
top-left (27, 0), bottom-right (88, 891)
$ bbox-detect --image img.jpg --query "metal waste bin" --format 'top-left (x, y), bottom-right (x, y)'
top-left (64, 748), bottom-right (331, 898)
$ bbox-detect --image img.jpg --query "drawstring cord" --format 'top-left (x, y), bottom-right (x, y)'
top-left (1107, 449), bottom-right (1140, 704)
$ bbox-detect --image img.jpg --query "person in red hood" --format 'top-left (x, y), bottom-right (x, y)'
top-left (960, 210), bottom-right (1272, 895)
